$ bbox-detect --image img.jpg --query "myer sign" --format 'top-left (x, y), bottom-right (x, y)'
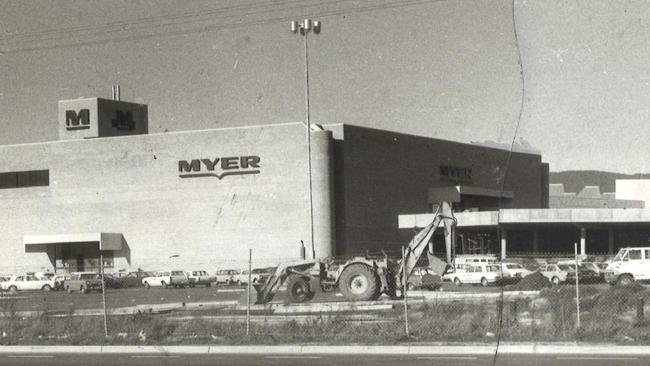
top-left (178, 156), bottom-right (261, 180)
top-left (439, 165), bottom-right (472, 184)
top-left (65, 109), bottom-right (90, 130)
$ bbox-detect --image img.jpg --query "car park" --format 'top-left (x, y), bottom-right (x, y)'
top-left (65, 272), bottom-right (103, 294)
top-left (105, 271), bottom-right (152, 288)
top-left (215, 269), bottom-right (239, 285)
top-left (142, 270), bottom-right (189, 289)
top-left (186, 270), bottom-right (215, 287)
top-left (0, 274), bottom-right (57, 293)
top-left (442, 263), bottom-right (502, 287)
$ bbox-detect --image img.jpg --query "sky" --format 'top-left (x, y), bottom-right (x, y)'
top-left (0, 0), bottom-right (648, 173)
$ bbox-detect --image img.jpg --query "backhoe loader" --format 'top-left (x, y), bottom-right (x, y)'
top-left (255, 201), bottom-right (456, 304)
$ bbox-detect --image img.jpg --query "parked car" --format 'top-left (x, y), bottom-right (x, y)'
top-left (52, 274), bottom-right (70, 291)
top-left (500, 262), bottom-right (534, 280)
top-left (0, 274), bottom-right (57, 293)
top-left (574, 261), bottom-right (605, 282)
top-left (538, 263), bottom-right (569, 285)
top-left (235, 268), bottom-right (274, 285)
top-left (65, 272), bottom-right (103, 294)
top-left (442, 264), bottom-right (502, 287)
top-left (105, 271), bottom-right (152, 288)
top-left (605, 247), bottom-right (650, 285)
top-left (407, 267), bottom-right (441, 290)
top-left (253, 267), bottom-right (275, 285)
top-left (142, 270), bottom-right (189, 289)
top-left (215, 269), bottom-right (239, 285)
top-left (186, 270), bottom-right (215, 287)
top-left (454, 255), bottom-right (499, 265)
top-left (34, 271), bottom-right (55, 280)
top-left (556, 261), bottom-right (601, 283)
top-left (234, 270), bottom-right (251, 285)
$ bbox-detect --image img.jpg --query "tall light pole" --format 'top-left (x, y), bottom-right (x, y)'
top-left (291, 19), bottom-right (321, 259)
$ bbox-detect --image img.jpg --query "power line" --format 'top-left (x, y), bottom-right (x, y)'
top-left (0, 0), bottom-right (443, 54)
top-left (0, 0), bottom-right (320, 42)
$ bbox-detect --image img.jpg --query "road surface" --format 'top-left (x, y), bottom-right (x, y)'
top-left (0, 353), bottom-right (646, 366)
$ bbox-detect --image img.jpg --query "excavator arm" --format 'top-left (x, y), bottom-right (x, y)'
top-left (395, 201), bottom-right (456, 289)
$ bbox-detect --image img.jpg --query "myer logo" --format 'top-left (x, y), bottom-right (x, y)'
top-left (111, 110), bottom-right (136, 131)
top-left (178, 156), bottom-right (261, 180)
top-left (65, 109), bottom-right (90, 130)
top-left (440, 165), bottom-right (472, 183)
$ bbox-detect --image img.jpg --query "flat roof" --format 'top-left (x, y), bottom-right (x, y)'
top-left (399, 208), bottom-right (650, 228)
top-left (23, 233), bottom-right (124, 251)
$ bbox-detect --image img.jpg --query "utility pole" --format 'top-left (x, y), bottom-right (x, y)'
top-left (290, 19), bottom-right (321, 259)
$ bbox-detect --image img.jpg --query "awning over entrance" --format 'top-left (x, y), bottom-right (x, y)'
top-left (399, 208), bottom-right (650, 258)
top-left (23, 232), bottom-right (124, 251)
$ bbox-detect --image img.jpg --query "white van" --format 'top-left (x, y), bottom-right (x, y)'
top-left (604, 247), bottom-right (650, 285)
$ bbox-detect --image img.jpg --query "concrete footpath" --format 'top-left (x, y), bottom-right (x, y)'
top-left (0, 344), bottom-right (648, 355)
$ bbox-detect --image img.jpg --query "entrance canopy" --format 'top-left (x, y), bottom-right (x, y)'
top-left (24, 232), bottom-right (124, 251)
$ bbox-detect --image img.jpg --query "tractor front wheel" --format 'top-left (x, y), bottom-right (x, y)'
top-left (286, 274), bottom-right (314, 303)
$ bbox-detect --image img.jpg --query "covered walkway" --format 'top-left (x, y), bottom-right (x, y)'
top-left (399, 208), bottom-right (650, 258)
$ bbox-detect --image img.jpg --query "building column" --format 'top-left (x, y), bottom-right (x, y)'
top-left (580, 227), bottom-right (586, 255)
top-left (532, 229), bottom-right (539, 254)
top-left (460, 233), bottom-right (467, 255)
top-left (500, 228), bottom-right (507, 260)
top-left (608, 229), bottom-right (615, 255)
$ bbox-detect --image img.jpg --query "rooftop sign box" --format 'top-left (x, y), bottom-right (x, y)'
top-left (58, 98), bottom-right (148, 140)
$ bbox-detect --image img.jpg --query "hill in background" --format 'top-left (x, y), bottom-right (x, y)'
top-left (550, 171), bottom-right (650, 193)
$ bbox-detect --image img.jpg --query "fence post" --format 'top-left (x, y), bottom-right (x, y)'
top-left (402, 246), bottom-right (409, 337)
top-left (560, 302), bottom-right (566, 338)
top-left (637, 297), bottom-right (645, 324)
top-left (246, 248), bottom-right (252, 337)
top-left (100, 252), bottom-right (108, 338)
top-left (510, 301), bottom-right (518, 326)
top-left (574, 242), bottom-right (580, 330)
top-left (496, 299), bottom-right (503, 320)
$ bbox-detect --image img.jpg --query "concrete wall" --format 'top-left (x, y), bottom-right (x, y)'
top-left (549, 183), bottom-right (644, 208)
top-left (0, 123), bottom-right (333, 273)
top-left (331, 125), bottom-right (547, 256)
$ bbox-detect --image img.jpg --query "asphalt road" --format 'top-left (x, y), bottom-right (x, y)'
top-left (0, 353), bottom-right (647, 366)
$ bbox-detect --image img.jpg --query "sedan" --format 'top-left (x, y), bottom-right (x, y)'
top-left (1, 274), bottom-right (57, 293)
top-left (105, 271), bottom-right (152, 288)
top-left (443, 264), bottom-right (502, 287)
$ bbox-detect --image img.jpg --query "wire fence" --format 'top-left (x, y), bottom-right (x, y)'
top-left (0, 248), bottom-right (649, 345)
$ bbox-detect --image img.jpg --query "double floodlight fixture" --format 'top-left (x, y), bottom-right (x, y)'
top-left (290, 19), bottom-right (321, 35)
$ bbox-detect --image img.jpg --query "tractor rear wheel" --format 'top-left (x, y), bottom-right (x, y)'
top-left (338, 264), bottom-right (380, 301)
top-left (286, 274), bottom-right (314, 303)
